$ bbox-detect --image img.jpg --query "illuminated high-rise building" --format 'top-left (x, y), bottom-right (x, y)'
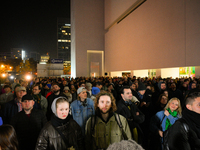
top-left (57, 18), bottom-right (71, 61)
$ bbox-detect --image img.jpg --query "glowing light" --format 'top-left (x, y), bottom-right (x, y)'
top-left (26, 75), bottom-right (31, 80)
top-left (2, 73), bottom-right (6, 77)
top-left (10, 76), bottom-right (14, 79)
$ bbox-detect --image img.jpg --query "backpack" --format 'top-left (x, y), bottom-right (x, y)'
top-left (91, 113), bottom-right (128, 140)
top-left (162, 118), bottom-right (189, 150)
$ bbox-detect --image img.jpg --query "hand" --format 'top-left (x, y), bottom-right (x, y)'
top-left (140, 102), bottom-right (146, 107)
top-left (158, 130), bottom-right (163, 137)
top-left (164, 110), bottom-right (170, 116)
top-left (136, 112), bottom-right (139, 116)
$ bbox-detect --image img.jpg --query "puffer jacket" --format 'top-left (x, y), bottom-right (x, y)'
top-left (35, 117), bottom-right (84, 150)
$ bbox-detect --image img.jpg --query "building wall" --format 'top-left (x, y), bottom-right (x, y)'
top-left (37, 64), bottom-right (63, 77)
top-left (105, 0), bottom-right (200, 72)
top-left (71, 0), bottom-right (105, 77)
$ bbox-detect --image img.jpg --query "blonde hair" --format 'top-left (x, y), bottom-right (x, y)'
top-left (164, 97), bottom-right (182, 116)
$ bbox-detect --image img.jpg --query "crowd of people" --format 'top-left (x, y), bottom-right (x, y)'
top-left (0, 75), bottom-right (200, 150)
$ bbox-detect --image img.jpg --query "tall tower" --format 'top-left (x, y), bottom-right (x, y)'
top-left (57, 18), bottom-right (71, 61)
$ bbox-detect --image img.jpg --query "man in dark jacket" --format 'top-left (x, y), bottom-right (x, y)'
top-left (11, 94), bottom-right (47, 150)
top-left (116, 86), bottom-right (145, 144)
top-left (166, 92), bottom-right (200, 150)
top-left (2, 86), bottom-right (27, 124)
top-left (46, 83), bottom-right (67, 120)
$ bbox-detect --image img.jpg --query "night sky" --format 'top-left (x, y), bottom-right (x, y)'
top-left (0, 1), bottom-right (70, 59)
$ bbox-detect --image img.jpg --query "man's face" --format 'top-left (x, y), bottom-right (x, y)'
top-left (80, 84), bottom-right (86, 87)
top-left (97, 85), bottom-right (102, 89)
top-left (52, 85), bottom-right (60, 93)
top-left (32, 86), bottom-right (41, 95)
top-left (171, 83), bottom-right (176, 90)
top-left (4, 87), bottom-right (11, 93)
top-left (187, 97), bottom-right (200, 114)
top-left (161, 83), bottom-right (166, 90)
top-left (16, 90), bottom-right (27, 99)
top-left (121, 89), bottom-right (132, 101)
top-left (138, 90), bottom-right (145, 96)
top-left (22, 100), bottom-right (35, 111)
top-left (79, 90), bottom-right (87, 101)
top-left (108, 85), bottom-right (113, 90)
top-left (63, 80), bottom-right (67, 85)
top-left (98, 95), bottom-right (112, 114)
top-left (191, 83), bottom-right (196, 89)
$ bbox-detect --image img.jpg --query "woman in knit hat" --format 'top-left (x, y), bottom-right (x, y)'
top-left (35, 97), bottom-right (84, 150)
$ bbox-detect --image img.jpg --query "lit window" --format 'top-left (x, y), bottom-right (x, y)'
top-left (58, 39), bottom-right (62, 42)
top-left (69, 33), bottom-right (71, 35)
top-left (64, 33), bottom-right (68, 35)
top-left (68, 40), bottom-right (71, 42)
top-left (62, 30), bottom-right (66, 33)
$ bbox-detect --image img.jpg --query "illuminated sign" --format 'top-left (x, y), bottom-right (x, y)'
top-left (51, 59), bottom-right (63, 64)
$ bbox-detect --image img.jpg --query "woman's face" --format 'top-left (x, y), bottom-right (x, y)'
top-left (164, 91), bottom-right (168, 97)
top-left (169, 100), bottom-right (179, 112)
top-left (56, 102), bottom-right (69, 119)
top-left (160, 96), bottom-right (168, 105)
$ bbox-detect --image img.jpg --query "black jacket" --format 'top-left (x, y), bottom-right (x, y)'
top-left (11, 108), bottom-right (47, 150)
top-left (116, 99), bottom-right (145, 128)
top-left (166, 119), bottom-right (200, 150)
top-left (167, 109), bottom-right (200, 150)
top-left (35, 115), bottom-right (84, 150)
top-left (116, 99), bottom-right (145, 143)
top-left (2, 99), bottom-right (18, 124)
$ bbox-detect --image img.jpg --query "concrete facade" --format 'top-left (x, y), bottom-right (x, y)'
top-left (37, 64), bottom-right (63, 77)
top-left (71, 0), bottom-right (105, 78)
top-left (71, 0), bottom-right (200, 78)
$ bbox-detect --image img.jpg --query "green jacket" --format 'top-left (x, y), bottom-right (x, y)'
top-left (85, 114), bottom-right (132, 150)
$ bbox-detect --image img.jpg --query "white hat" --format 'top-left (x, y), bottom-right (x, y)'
top-left (77, 87), bottom-right (87, 94)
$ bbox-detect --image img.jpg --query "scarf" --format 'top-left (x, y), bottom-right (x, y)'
top-left (32, 93), bottom-right (41, 104)
top-left (182, 108), bottom-right (200, 138)
top-left (51, 114), bottom-right (71, 127)
top-left (137, 92), bottom-right (143, 99)
top-left (165, 108), bottom-right (178, 130)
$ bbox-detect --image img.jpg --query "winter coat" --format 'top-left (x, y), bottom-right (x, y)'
top-left (167, 109), bottom-right (200, 150)
top-left (85, 114), bottom-right (132, 150)
top-left (35, 115), bottom-right (84, 150)
top-left (2, 99), bottom-right (18, 124)
top-left (11, 108), bottom-right (47, 150)
top-left (116, 99), bottom-right (145, 143)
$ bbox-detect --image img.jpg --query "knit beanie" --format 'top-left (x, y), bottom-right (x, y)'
top-left (137, 83), bottom-right (146, 91)
top-left (107, 140), bottom-right (144, 150)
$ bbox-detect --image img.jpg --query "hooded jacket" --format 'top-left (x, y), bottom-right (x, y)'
top-left (35, 97), bottom-right (84, 150)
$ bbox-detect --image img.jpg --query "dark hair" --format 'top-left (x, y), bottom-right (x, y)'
top-left (120, 86), bottom-right (130, 94)
top-left (52, 82), bottom-right (60, 87)
top-left (0, 124), bottom-right (18, 150)
top-left (95, 82), bottom-right (102, 86)
top-left (4, 85), bottom-right (12, 89)
top-left (33, 84), bottom-right (41, 90)
top-left (157, 94), bottom-right (168, 104)
top-left (186, 92), bottom-right (200, 105)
